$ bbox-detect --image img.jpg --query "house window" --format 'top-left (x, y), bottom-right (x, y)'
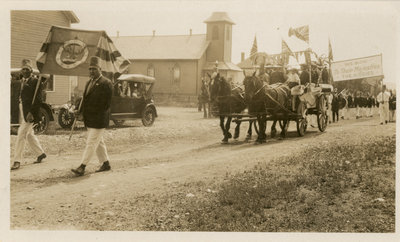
top-left (173, 64), bottom-right (180, 83)
top-left (44, 75), bottom-right (54, 92)
top-left (147, 64), bottom-right (155, 77)
top-left (212, 26), bottom-right (219, 40)
top-left (226, 26), bottom-right (230, 41)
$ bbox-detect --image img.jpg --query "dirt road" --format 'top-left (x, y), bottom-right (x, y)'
top-left (10, 107), bottom-right (395, 230)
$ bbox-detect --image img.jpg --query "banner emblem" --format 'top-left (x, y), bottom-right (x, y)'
top-left (56, 39), bottom-right (89, 69)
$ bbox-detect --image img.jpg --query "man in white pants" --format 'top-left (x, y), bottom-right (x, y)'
top-left (377, 84), bottom-right (390, 125)
top-left (71, 56), bottom-right (113, 176)
top-left (11, 59), bottom-right (46, 170)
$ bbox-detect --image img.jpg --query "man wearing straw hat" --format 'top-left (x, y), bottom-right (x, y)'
top-left (11, 59), bottom-right (46, 170)
top-left (71, 56), bottom-right (113, 176)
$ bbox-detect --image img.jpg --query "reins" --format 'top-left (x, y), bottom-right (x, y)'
top-left (251, 80), bottom-right (297, 116)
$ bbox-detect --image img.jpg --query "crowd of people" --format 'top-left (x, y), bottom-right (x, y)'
top-left (199, 63), bottom-right (396, 126)
top-left (326, 86), bottom-right (396, 124)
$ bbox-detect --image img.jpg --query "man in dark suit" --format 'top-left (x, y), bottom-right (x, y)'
top-left (71, 56), bottom-right (113, 176)
top-left (11, 59), bottom-right (46, 170)
top-left (331, 89), bottom-right (339, 122)
top-left (269, 67), bottom-right (285, 84)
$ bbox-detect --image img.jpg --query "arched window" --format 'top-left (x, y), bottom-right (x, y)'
top-left (147, 64), bottom-right (155, 77)
top-left (212, 26), bottom-right (219, 40)
top-left (226, 26), bottom-right (230, 41)
top-left (173, 64), bottom-right (180, 83)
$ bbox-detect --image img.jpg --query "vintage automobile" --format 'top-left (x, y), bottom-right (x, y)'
top-left (57, 73), bottom-right (158, 128)
top-left (10, 68), bottom-right (55, 135)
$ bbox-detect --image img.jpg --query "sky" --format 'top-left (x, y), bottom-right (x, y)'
top-left (4, 0), bottom-right (400, 86)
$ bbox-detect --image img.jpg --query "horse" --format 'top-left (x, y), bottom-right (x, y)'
top-left (198, 79), bottom-right (211, 118)
top-left (209, 73), bottom-right (254, 143)
top-left (243, 71), bottom-right (297, 143)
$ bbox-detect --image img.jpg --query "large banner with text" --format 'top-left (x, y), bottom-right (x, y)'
top-left (331, 54), bottom-right (383, 82)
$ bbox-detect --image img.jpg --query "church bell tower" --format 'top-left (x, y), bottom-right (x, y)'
top-left (204, 12), bottom-right (234, 63)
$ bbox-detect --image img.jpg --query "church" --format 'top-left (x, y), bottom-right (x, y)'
top-left (111, 12), bottom-right (242, 102)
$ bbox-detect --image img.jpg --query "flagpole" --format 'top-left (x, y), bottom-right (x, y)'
top-left (328, 38), bottom-right (333, 85)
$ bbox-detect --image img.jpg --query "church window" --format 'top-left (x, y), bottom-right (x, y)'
top-left (173, 64), bottom-right (180, 83)
top-left (212, 26), bottom-right (219, 40)
top-left (147, 64), bottom-right (155, 77)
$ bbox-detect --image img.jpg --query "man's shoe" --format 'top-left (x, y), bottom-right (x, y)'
top-left (34, 153), bottom-right (46, 164)
top-left (11, 161), bottom-right (20, 170)
top-left (71, 164), bottom-right (86, 176)
top-left (96, 161), bottom-right (111, 173)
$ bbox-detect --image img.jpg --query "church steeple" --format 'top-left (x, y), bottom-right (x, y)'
top-left (204, 12), bottom-right (234, 63)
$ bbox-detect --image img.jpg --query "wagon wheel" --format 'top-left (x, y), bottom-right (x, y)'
top-left (317, 95), bottom-right (328, 132)
top-left (296, 102), bottom-right (307, 137)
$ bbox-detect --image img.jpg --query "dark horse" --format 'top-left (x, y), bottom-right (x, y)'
top-left (243, 71), bottom-right (297, 143)
top-left (209, 73), bottom-right (254, 143)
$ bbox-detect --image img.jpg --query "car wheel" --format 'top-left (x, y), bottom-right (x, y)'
top-left (58, 108), bottom-right (75, 129)
top-left (34, 107), bottom-right (50, 135)
top-left (142, 106), bottom-right (155, 126)
top-left (113, 120), bottom-right (125, 126)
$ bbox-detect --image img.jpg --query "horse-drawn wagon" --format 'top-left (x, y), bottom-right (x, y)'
top-left (209, 70), bottom-right (332, 144)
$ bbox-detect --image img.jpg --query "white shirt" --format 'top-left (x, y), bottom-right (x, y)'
top-left (377, 91), bottom-right (390, 103)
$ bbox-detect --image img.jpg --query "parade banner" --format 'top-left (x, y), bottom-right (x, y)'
top-left (36, 26), bottom-right (130, 79)
top-left (331, 54), bottom-right (383, 82)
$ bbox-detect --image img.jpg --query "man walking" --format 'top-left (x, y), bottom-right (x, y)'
top-left (376, 84), bottom-right (390, 125)
top-left (11, 59), bottom-right (46, 170)
top-left (71, 56), bottom-right (113, 176)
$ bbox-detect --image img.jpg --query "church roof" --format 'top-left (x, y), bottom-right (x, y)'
top-left (203, 61), bottom-right (242, 72)
top-left (111, 34), bottom-right (210, 60)
top-left (204, 12), bottom-right (235, 25)
top-left (237, 52), bottom-right (269, 69)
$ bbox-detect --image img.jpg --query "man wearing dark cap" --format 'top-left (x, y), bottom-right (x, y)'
top-left (11, 59), bottom-right (46, 170)
top-left (71, 56), bottom-right (113, 176)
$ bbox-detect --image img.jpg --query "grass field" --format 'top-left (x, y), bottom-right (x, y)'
top-left (142, 135), bottom-right (395, 232)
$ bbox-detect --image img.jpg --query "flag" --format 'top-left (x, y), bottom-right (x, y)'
top-left (36, 26), bottom-right (130, 80)
top-left (250, 35), bottom-right (258, 58)
top-left (288, 25), bottom-right (309, 43)
top-left (281, 39), bottom-right (294, 56)
top-left (328, 38), bottom-right (333, 61)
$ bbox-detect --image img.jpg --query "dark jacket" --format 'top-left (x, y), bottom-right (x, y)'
top-left (389, 96), bottom-right (396, 110)
top-left (300, 70), bottom-right (319, 85)
top-left (270, 70), bottom-right (285, 85)
top-left (11, 78), bottom-right (21, 124)
top-left (81, 75), bottom-right (113, 129)
top-left (11, 75), bottom-right (42, 124)
top-left (366, 97), bottom-right (373, 108)
top-left (321, 68), bottom-right (329, 84)
top-left (347, 95), bottom-right (353, 108)
top-left (300, 70), bottom-right (310, 85)
top-left (331, 94), bottom-right (339, 111)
